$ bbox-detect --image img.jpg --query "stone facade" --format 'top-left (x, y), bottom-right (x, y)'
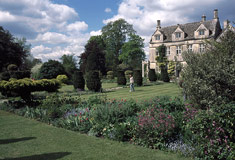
top-left (146, 9), bottom-right (232, 75)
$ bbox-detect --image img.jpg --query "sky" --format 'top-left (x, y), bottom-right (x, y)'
top-left (0, 0), bottom-right (234, 62)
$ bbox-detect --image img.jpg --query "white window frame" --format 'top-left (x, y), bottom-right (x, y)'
top-left (176, 46), bottom-right (182, 55)
top-left (188, 44), bottom-right (193, 52)
top-left (155, 35), bottom-right (161, 40)
top-left (199, 44), bottom-right (205, 53)
top-left (175, 32), bottom-right (181, 38)
top-left (166, 46), bottom-right (170, 55)
top-left (199, 30), bottom-right (205, 35)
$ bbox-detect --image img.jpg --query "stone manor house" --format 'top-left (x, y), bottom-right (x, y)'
top-left (142, 9), bottom-right (234, 77)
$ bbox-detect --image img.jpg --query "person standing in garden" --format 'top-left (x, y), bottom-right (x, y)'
top-left (129, 74), bottom-right (135, 92)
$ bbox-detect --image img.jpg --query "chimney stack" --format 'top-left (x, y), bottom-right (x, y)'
top-left (157, 20), bottom-right (161, 29)
top-left (201, 15), bottom-right (206, 22)
top-left (223, 19), bottom-right (230, 29)
top-left (214, 9), bottom-right (218, 19)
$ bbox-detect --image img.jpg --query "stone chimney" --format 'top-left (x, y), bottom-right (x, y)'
top-left (214, 9), bottom-right (218, 19)
top-left (223, 19), bottom-right (230, 29)
top-left (157, 20), bottom-right (161, 29)
top-left (201, 15), bottom-right (206, 22)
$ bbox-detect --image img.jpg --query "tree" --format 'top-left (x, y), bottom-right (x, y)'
top-left (39, 60), bottom-right (66, 79)
top-left (60, 54), bottom-right (78, 79)
top-left (102, 19), bottom-right (135, 73)
top-left (156, 45), bottom-right (170, 82)
top-left (181, 30), bottom-right (235, 107)
top-left (148, 69), bottom-right (157, 82)
top-left (0, 26), bottom-right (28, 72)
top-left (117, 70), bottom-right (126, 85)
top-left (73, 71), bottom-right (85, 91)
top-left (119, 33), bottom-right (145, 69)
top-left (133, 70), bottom-right (143, 86)
top-left (79, 36), bottom-right (106, 75)
top-left (86, 71), bottom-right (101, 92)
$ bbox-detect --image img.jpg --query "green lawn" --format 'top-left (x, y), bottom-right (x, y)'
top-left (59, 82), bottom-right (182, 101)
top-left (0, 110), bottom-right (191, 160)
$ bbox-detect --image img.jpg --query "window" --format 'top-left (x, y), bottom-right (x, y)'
top-left (156, 49), bottom-right (159, 56)
top-left (175, 32), bottom-right (181, 38)
top-left (176, 46), bottom-right (182, 55)
top-left (199, 30), bottom-right (205, 35)
top-left (188, 44), bottom-right (193, 52)
top-left (155, 35), bottom-right (161, 40)
top-left (166, 47), bottom-right (170, 55)
top-left (199, 44), bottom-right (205, 53)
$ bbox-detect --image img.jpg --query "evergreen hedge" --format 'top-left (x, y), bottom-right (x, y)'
top-left (117, 70), bottom-right (126, 85)
top-left (73, 71), bottom-right (85, 91)
top-left (133, 70), bottom-right (143, 86)
top-left (85, 71), bottom-right (101, 92)
top-left (148, 69), bottom-right (157, 82)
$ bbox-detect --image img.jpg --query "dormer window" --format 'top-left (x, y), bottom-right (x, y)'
top-left (155, 35), bottom-right (161, 40)
top-left (175, 32), bottom-right (181, 38)
top-left (199, 30), bottom-right (205, 35)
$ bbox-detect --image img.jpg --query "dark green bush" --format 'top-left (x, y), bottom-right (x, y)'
top-left (0, 70), bottom-right (31, 80)
top-left (161, 66), bottom-right (170, 82)
top-left (85, 71), bottom-right (101, 92)
top-left (117, 70), bottom-right (126, 85)
top-left (39, 60), bottom-right (66, 79)
top-left (73, 71), bottom-right (85, 90)
top-left (148, 69), bottom-right (157, 82)
top-left (7, 64), bottom-right (18, 71)
top-left (125, 70), bottom-right (133, 80)
top-left (133, 70), bottom-right (142, 86)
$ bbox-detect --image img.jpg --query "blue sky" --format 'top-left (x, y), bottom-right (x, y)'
top-left (0, 0), bottom-right (234, 62)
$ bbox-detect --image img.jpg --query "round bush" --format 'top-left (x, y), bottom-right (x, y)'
top-left (117, 70), bottom-right (126, 85)
top-left (133, 70), bottom-right (143, 86)
top-left (85, 71), bottom-right (101, 92)
top-left (73, 71), bottom-right (85, 91)
top-left (107, 71), bottom-right (114, 79)
top-left (56, 74), bottom-right (68, 84)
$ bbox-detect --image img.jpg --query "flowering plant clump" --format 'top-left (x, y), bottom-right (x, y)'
top-left (186, 105), bottom-right (235, 160)
top-left (60, 107), bottom-right (92, 133)
top-left (133, 106), bottom-right (176, 149)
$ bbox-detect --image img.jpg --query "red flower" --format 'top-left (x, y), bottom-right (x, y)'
top-left (74, 114), bottom-right (77, 117)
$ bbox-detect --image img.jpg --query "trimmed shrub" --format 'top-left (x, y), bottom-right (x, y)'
top-left (7, 64), bottom-right (18, 71)
top-left (0, 70), bottom-right (31, 80)
top-left (117, 70), bottom-right (126, 85)
top-left (148, 69), bottom-right (157, 82)
top-left (161, 66), bottom-right (170, 82)
top-left (73, 71), bottom-right (85, 91)
top-left (85, 71), bottom-right (101, 92)
top-left (56, 74), bottom-right (68, 84)
top-left (133, 70), bottom-right (142, 86)
top-left (106, 71), bottom-right (114, 79)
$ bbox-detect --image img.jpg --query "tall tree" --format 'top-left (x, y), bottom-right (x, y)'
top-left (60, 54), bottom-right (78, 79)
top-left (119, 33), bottom-right (145, 69)
top-left (79, 36), bottom-right (106, 75)
top-left (101, 19), bottom-right (135, 73)
top-left (0, 26), bottom-right (28, 71)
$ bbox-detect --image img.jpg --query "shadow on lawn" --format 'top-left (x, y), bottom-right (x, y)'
top-left (3, 152), bottom-right (71, 160)
top-left (0, 137), bottom-right (36, 145)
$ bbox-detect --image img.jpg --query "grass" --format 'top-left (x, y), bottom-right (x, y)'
top-left (58, 82), bottom-right (182, 101)
top-left (0, 110), bottom-right (191, 160)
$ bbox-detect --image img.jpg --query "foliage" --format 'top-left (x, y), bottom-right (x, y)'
top-left (133, 105), bottom-right (176, 149)
top-left (31, 63), bottom-right (42, 79)
top-left (185, 103), bottom-right (235, 160)
top-left (181, 30), bottom-right (235, 107)
top-left (124, 70), bottom-right (133, 80)
top-left (106, 71), bottom-right (114, 79)
top-left (0, 78), bottom-right (61, 101)
top-left (156, 45), bottom-right (170, 82)
top-left (119, 33), bottom-right (145, 69)
top-left (148, 69), bottom-right (157, 82)
top-left (7, 64), bottom-right (18, 71)
top-left (102, 19), bottom-right (135, 73)
top-left (133, 70), bottom-right (143, 86)
top-left (0, 26), bottom-right (28, 72)
top-left (73, 71), bottom-right (85, 90)
top-left (56, 75), bottom-right (68, 84)
top-left (60, 54), bottom-right (78, 80)
top-left (85, 71), bottom-right (101, 92)
top-left (117, 70), bottom-right (126, 85)
top-left (0, 70), bottom-right (31, 80)
top-left (79, 36), bottom-right (106, 75)
top-left (39, 60), bottom-right (66, 79)
top-left (167, 61), bottom-right (176, 77)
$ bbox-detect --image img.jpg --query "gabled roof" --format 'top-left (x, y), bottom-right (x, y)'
top-left (151, 19), bottom-right (221, 43)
